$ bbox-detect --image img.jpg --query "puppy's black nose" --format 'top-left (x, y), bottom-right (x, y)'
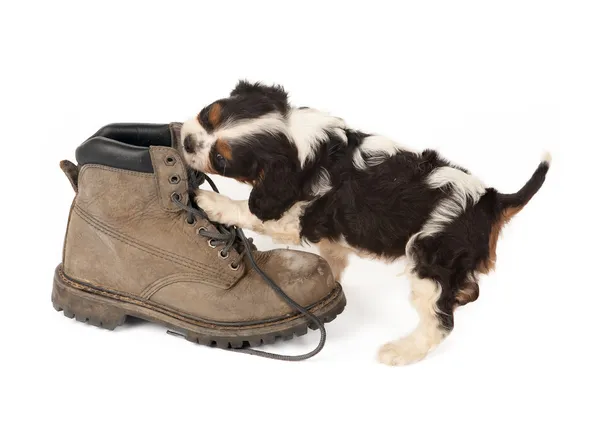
top-left (183, 134), bottom-right (196, 153)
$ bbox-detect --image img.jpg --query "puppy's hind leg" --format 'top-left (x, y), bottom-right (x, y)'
top-left (318, 239), bottom-right (351, 283)
top-left (378, 259), bottom-right (455, 366)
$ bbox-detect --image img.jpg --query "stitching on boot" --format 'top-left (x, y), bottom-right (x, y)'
top-left (139, 273), bottom-right (230, 299)
top-left (58, 266), bottom-right (343, 329)
top-left (74, 206), bottom-right (226, 279)
top-left (74, 206), bottom-right (235, 287)
top-left (79, 164), bottom-right (155, 179)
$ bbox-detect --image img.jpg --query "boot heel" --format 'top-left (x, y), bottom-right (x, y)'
top-left (52, 273), bottom-right (127, 330)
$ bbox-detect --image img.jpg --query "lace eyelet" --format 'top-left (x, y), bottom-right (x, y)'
top-left (186, 216), bottom-right (196, 225)
top-left (219, 250), bottom-right (229, 259)
top-left (169, 175), bottom-right (181, 184)
top-left (229, 263), bottom-right (240, 271)
top-left (208, 239), bottom-right (217, 248)
top-left (171, 192), bottom-right (181, 202)
top-left (165, 156), bottom-right (176, 166)
top-left (196, 226), bottom-right (207, 234)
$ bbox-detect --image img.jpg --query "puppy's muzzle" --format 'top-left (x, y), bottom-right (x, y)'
top-left (183, 134), bottom-right (197, 153)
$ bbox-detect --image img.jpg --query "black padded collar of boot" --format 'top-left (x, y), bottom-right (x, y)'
top-left (76, 123), bottom-right (178, 173)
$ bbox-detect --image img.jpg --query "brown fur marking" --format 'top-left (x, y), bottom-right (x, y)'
top-left (215, 139), bottom-right (232, 160)
top-left (208, 103), bottom-right (222, 127)
top-left (455, 280), bottom-right (480, 307)
top-left (478, 205), bottom-right (524, 274)
top-left (235, 177), bottom-right (254, 185)
top-left (235, 169), bottom-right (264, 186)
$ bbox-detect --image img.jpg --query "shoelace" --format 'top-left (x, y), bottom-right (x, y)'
top-left (170, 170), bottom-right (327, 361)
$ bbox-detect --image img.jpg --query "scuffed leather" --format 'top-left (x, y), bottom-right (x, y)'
top-left (59, 160), bottom-right (79, 192)
top-left (62, 146), bottom-right (335, 322)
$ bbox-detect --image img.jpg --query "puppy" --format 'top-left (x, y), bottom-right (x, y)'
top-left (180, 80), bottom-right (550, 366)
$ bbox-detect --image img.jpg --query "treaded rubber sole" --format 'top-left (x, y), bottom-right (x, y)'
top-left (52, 265), bottom-right (346, 349)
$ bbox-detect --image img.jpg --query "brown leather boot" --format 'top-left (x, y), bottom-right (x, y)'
top-left (53, 122), bottom-right (345, 359)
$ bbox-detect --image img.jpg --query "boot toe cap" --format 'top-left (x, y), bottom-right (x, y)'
top-left (263, 249), bottom-right (337, 305)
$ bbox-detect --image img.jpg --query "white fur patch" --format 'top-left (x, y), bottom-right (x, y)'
top-left (420, 167), bottom-right (486, 237)
top-left (286, 108), bottom-right (347, 167)
top-left (180, 118), bottom-right (215, 171)
top-left (310, 167), bottom-right (333, 196)
top-left (541, 151), bottom-right (552, 166)
top-left (426, 166), bottom-right (485, 201)
top-left (352, 135), bottom-right (412, 169)
top-left (218, 112), bottom-right (287, 141)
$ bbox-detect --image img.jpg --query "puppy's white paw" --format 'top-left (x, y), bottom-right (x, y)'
top-left (377, 339), bottom-right (429, 366)
top-left (194, 189), bottom-right (226, 222)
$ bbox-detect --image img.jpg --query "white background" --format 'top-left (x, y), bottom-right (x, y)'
top-left (2, 1), bottom-right (599, 424)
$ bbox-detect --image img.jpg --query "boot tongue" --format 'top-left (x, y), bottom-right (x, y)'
top-left (168, 122), bottom-right (184, 149)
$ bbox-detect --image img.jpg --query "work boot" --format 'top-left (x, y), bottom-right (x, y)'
top-left (53, 122), bottom-right (345, 357)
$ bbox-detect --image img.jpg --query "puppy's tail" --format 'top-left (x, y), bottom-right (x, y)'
top-left (498, 152), bottom-right (551, 211)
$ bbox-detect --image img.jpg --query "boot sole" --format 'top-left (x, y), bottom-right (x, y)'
top-left (52, 264), bottom-right (346, 349)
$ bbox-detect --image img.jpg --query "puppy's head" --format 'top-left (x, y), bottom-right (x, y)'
top-left (180, 80), bottom-right (302, 221)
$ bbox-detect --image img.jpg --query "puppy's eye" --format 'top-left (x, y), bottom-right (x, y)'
top-left (215, 153), bottom-right (226, 167)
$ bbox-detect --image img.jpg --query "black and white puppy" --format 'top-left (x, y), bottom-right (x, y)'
top-left (180, 80), bottom-right (550, 366)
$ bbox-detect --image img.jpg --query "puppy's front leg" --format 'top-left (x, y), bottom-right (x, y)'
top-left (195, 189), bottom-right (260, 229)
top-left (194, 189), bottom-right (301, 245)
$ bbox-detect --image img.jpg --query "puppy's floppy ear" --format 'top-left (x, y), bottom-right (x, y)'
top-left (249, 161), bottom-right (301, 221)
top-left (230, 80), bottom-right (289, 112)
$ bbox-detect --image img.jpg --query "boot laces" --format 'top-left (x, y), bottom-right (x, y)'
top-left (171, 171), bottom-right (254, 268)
top-left (170, 169), bottom-right (327, 362)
